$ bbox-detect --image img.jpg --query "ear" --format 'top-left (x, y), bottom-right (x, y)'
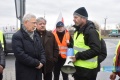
top-left (24, 20), bottom-right (28, 24)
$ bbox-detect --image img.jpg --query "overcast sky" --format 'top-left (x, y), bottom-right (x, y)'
top-left (0, 0), bottom-right (120, 30)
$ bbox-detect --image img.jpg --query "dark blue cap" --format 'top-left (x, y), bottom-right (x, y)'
top-left (56, 21), bottom-right (64, 27)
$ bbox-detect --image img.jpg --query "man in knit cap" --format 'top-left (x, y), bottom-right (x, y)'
top-left (70, 7), bottom-right (101, 80)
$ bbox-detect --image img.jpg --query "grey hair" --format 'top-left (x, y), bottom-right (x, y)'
top-left (22, 13), bottom-right (36, 23)
top-left (36, 17), bottom-right (47, 23)
top-left (73, 13), bottom-right (88, 20)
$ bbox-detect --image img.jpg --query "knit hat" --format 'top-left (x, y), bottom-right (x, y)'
top-left (56, 21), bottom-right (64, 28)
top-left (74, 7), bottom-right (88, 18)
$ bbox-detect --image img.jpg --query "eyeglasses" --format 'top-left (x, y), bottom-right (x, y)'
top-left (31, 22), bottom-right (36, 24)
top-left (28, 21), bottom-right (36, 24)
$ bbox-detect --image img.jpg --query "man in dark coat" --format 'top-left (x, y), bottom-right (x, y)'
top-left (12, 14), bottom-right (46, 80)
top-left (36, 17), bottom-right (59, 80)
top-left (0, 42), bottom-right (5, 80)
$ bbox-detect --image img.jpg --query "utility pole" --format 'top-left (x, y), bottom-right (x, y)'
top-left (44, 11), bottom-right (45, 19)
top-left (15, 0), bottom-right (26, 29)
top-left (104, 17), bottom-right (107, 36)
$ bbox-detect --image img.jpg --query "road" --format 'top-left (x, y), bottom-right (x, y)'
top-left (97, 39), bottom-right (120, 80)
top-left (2, 39), bottom-right (120, 80)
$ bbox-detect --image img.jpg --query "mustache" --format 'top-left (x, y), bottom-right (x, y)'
top-left (41, 26), bottom-right (45, 28)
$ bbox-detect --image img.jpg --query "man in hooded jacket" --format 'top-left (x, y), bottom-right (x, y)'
top-left (70, 7), bottom-right (101, 80)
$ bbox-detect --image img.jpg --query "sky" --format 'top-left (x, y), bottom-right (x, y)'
top-left (0, 0), bottom-right (120, 30)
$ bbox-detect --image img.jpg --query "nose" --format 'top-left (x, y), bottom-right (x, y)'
top-left (73, 18), bottom-right (75, 22)
top-left (34, 23), bottom-right (37, 27)
top-left (41, 23), bottom-right (45, 27)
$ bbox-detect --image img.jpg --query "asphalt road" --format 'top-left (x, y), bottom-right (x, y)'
top-left (97, 39), bottom-right (120, 80)
top-left (2, 38), bottom-right (120, 80)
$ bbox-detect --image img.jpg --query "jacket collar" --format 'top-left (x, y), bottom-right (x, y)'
top-left (20, 26), bottom-right (34, 42)
top-left (36, 30), bottom-right (52, 44)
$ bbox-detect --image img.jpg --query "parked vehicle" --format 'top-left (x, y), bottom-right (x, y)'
top-left (109, 29), bottom-right (120, 37)
top-left (3, 32), bottom-right (14, 55)
top-left (109, 33), bottom-right (120, 37)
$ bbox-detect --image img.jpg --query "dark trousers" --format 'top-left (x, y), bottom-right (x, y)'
top-left (73, 66), bottom-right (98, 80)
top-left (73, 73), bottom-right (97, 80)
top-left (53, 56), bottom-right (68, 80)
top-left (43, 72), bottom-right (52, 80)
top-left (0, 73), bottom-right (3, 80)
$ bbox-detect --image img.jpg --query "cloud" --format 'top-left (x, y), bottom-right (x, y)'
top-left (0, 0), bottom-right (120, 30)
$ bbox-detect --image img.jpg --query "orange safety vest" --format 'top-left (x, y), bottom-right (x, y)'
top-left (53, 30), bottom-right (70, 58)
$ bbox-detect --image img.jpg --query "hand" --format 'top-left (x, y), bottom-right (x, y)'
top-left (69, 56), bottom-right (76, 62)
top-left (110, 72), bottom-right (116, 80)
top-left (0, 65), bottom-right (3, 73)
top-left (36, 63), bottom-right (43, 69)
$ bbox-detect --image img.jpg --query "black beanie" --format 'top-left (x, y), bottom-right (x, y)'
top-left (74, 7), bottom-right (88, 18)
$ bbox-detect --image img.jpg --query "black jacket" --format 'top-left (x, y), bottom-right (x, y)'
top-left (12, 27), bottom-right (46, 80)
top-left (97, 38), bottom-right (107, 71)
top-left (73, 20), bottom-right (101, 78)
top-left (74, 20), bottom-right (101, 60)
top-left (0, 42), bottom-right (5, 68)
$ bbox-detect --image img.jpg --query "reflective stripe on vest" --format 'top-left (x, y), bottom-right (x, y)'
top-left (73, 31), bottom-right (98, 69)
top-left (74, 46), bottom-right (97, 62)
top-left (59, 46), bottom-right (68, 49)
top-left (59, 52), bottom-right (66, 54)
top-left (53, 30), bottom-right (70, 58)
top-left (59, 46), bottom-right (68, 55)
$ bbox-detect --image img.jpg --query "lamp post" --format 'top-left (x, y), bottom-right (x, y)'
top-left (104, 17), bottom-right (107, 36)
top-left (15, 0), bottom-right (26, 29)
top-left (44, 11), bottom-right (45, 19)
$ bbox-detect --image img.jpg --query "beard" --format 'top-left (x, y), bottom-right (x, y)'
top-left (75, 22), bottom-right (84, 28)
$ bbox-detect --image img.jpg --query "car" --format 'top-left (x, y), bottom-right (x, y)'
top-left (3, 32), bottom-right (14, 56)
top-left (109, 33), bottom-right (120, 37)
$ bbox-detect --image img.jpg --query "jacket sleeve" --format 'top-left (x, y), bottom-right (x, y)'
top-left (38, 40), bottom-right (46, 65)
top-left (67, 35), bottom-right (74, 48)
top-left (0, 43), bottom-right (5, 68)
top-left (75, 29), bottom-right (101, 60)
top-left (98, 39), bottom-right (107, 63)
top-left (52, 34), bottom-right (59, 63)
top-left (12, 33), bottom-right (40, 67)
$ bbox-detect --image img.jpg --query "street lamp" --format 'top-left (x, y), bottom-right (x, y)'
top-left (15, 0), bottom-right (26, 29)
top-left (104, 17), bottom-right (107, 36)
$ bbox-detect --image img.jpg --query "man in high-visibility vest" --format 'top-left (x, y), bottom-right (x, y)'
top-left (70, 7), bottom-right (101, 80)
top-left (53, 21), bottom-right (73, 80)
top-left (110, 41), bottom-right (120, 80)
top-left (0, 41), bottom-right (5, 80)
top-left (0, 31), bottom-right (4, 48)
